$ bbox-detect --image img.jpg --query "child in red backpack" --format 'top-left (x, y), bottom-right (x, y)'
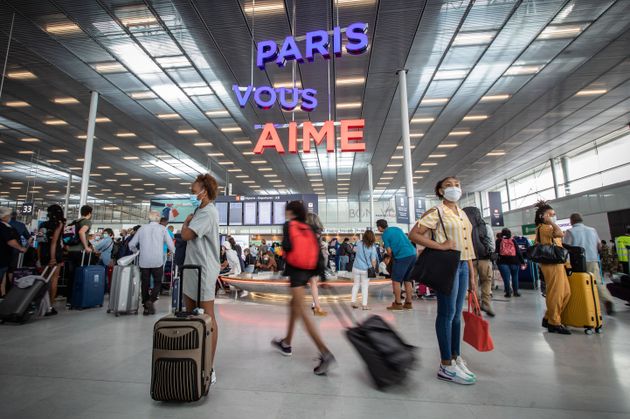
top-left (271, 201), bottom-right (336, 375)
top-left (495, 228), bottom-right (526, 297)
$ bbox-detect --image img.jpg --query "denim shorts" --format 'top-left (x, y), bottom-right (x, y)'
top-left (391, 255), bottom-right (416, 283)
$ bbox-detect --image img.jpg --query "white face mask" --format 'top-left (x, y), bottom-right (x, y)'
top-left (442, 186), bottom-right (462, 202)
top-left (550, 216), bottom-right (557, 223)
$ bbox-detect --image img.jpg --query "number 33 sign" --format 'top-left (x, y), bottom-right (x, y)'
top-left (21, 202), bottom-right (34, 215)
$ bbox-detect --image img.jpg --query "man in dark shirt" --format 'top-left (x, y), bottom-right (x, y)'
top-left (1, 207), bottom-right (29, 296)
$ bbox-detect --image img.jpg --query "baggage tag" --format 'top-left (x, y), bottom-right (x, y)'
top-left (94, 274), bottom-right (100, 286)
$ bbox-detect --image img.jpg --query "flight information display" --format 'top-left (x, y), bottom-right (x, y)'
top-left (258, 201), bottom-right (272, 225)
top-left (228, 202), bottom-right (243, 225)
top-left (216, 202), bottom-right (228, 226)
top-left (243, 201), bottom-right (257, 225)
top-left (273, 201), bottom-right (286, 225)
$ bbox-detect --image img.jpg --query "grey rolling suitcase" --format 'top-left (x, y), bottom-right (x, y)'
top-left (107, 264), bottom-right (141, 316)
top-left (0, 267), bottom-right (56, 324)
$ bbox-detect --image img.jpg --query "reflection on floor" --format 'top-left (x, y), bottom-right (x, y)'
top-left (1, 288), bottom-right (629, 419)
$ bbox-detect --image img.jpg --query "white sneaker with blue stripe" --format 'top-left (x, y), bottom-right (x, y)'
top-left (437, 363), bottom-right (476, 385)
top-left (455, 356), bottom-right (476, 380)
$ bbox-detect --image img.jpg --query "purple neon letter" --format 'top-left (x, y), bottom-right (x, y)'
top-left (276, 36), bottom-right (304, 68)
top-left (233, 84), bottom-right (253, 107)
top-left (345, 22), bottom-right (368, 55)
top-left (333, 26), bottom-right (342, 57)
top-left (257, 40), bottom-right (278, 70)
top-left (300, 88), bottom-right (318, 112)
top-left (254, 86), bottom-right (277, 109)
top-left (278, 88), bottom-right (300, 111)
top-left (305, 30), bottom-right (330, 62)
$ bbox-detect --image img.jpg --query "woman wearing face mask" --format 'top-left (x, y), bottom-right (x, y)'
top-left (94, 228), bottom-right (115, 268)
top-left (408, 176), bottom-right (477, 385)
top-left (181, 173), bottom-right (221, 385)
top-left (534, 201), bottom-right (571, 335)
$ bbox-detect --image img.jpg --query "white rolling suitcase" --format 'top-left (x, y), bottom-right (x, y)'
top-left (108, 254), bottom-right (141, 316)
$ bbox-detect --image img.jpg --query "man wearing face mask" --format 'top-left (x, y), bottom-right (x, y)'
top-left (93, 228), bottom-right (115, 267)
top-left (256, 250), bottom-right (278, 272)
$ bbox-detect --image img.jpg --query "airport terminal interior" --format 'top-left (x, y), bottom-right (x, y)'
top-left (1, 0), bottom-right (630, 418)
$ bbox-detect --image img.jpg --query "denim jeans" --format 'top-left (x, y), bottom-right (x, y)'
top-left (339, 255), bottom-right (350, 271)
top-left (498, 264), bottom-right (519, 294)
top-left (435, 261), bottom-right (469, 361)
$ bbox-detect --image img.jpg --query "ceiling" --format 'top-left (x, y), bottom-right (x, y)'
top-left (0, 0), bottom-right (628, 205)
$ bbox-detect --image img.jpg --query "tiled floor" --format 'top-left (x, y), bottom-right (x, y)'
top-left (1, 287), bottom-right (629, 419)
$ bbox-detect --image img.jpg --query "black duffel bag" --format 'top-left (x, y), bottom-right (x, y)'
top-left (528, 228), bottom-right (568, 265)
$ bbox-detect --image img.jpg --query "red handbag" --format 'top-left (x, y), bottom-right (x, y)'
top-left (463, 292), bottom-right (494, 352)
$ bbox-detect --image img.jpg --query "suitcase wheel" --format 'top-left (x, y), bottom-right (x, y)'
top-left (585, 328), bottom-right (593, 335)
top-left (595, 326), bottom-right (602, 334)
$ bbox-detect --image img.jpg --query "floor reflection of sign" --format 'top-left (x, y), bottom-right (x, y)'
top-left (395, 195), bottom-right (409, 224)
top-left (488, 191), bottom-right (504, 227)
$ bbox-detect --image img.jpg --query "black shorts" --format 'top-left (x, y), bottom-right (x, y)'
top-left (285, 264), bottom-right (317, 288)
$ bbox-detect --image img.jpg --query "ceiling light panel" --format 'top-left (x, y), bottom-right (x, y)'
top-left (130, 91), bottom-right (156, 100)
top-left (5, 101), bottom-right (29, 107)
top-left (93, 61), bottom-right (126, 73)
top-left (575, 89), bottom-right (607, 96)
top-left (504, 65), bottom-right (542, 76)
top-left (480, 94), bottom-right (510, 102)
top-left (7, 70), bottom-right (36, 79)
top-left (420, 97), bottom-right (449, 106)
top-left (538, 25), bottom-right (584, 40)
top-left (452, 31), bottom-right (496, 46)
top-left (156, 56), bottom-right (191, 68)
top-left (53, 97), bottom-right (79, 104)
top-left (433, 69), bottom-right (469, 80)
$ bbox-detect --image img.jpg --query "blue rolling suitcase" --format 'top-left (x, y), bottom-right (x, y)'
top-left (71, 252), bottom-right (106, 310)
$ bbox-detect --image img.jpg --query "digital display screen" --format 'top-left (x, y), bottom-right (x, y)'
top-left (216, 202), bottom-right (228, 226)
top-left (258, 201), bottom-right (272, 225)
top-left (273, 201), bottom-right (286, 225)
top-left (243, 202), bottom-right (257, 225)
top-left (229, 202), bottom-right (243, 226)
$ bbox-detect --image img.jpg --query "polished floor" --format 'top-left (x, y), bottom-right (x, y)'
top-left (1, 285), bottom-right (629, 419)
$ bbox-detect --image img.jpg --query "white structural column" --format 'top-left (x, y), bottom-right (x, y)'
top-left (397, 69), bottom-right (415, 230)
top-left (64, 172), bottom-right (72, 214)
top-left (504, 179), bottom-right (512, 210)
top-left (79, 91), bottom-right (99, 207)
top-left (549, 158), bottom-right (559, 198)
top-left (561, 156), bottom-right (571, 195)
top-left (368, 163), bottom-right (375, 229)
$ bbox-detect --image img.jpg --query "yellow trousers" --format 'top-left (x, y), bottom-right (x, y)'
top-left (540, 264), bottom-right (571, 326)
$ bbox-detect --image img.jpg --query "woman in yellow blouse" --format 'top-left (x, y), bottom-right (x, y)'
top-left (534, 201), bottom-right (571, 335)
top-left (409, 177), bottom-right (477, 385)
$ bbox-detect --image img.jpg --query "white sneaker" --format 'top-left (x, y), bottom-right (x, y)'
top-left (210, 369), bottom-right (217, 386)
top-left (455, 356), bottom-right (476, 380)
top-left (437, 363), bottom-right (475, 385)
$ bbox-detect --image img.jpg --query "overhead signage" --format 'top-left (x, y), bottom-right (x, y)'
top-left (414, 198), bottom-right (425, 221)
top-left (521, 223), bottom-right (537, 236)
top-left (231, 22), bottom-right (370, 155)
top-left (488, 191), bottom-right (504, 227)
top-left (215, 194), bottom-right (318, 226)
top-left (395, 195), bottom-right (409, 225)
top-left (20, 202), bottom-right (34, 216)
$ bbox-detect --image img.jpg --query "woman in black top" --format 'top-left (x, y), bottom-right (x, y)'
top-left (495, 228), bottom-right (525, 298)
top-left (38, 205), bottom-right (65, 315)
top-left (271, 201), bottom-right (336, 375)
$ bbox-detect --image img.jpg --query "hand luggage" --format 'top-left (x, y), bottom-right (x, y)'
top-left (107, 261), bottom-right (141, 316)
top-left (563, 244), bottom-right (587, 273)
top-left (561, 272), bottom-right (603, 334)
top-left (329, 291), bottom-right (416, 389)
top-left (71, 252), bottom-right (106, 310)
top-left (151, 265), bottom-right (213, 402)
top-left (0, 267), bottom-right (55, 324)
top-left (11, 253), bottom-right (37, 285)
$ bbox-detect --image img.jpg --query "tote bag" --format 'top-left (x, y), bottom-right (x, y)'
top-left (463, 293), bottom-right (494, 352)
top-left (408, 208), bottom-right (461, 296)
top-left (527, 227), bottom-right (568, 264)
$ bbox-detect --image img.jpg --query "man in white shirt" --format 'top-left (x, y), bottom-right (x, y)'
top-left (129, 211), bottom-right (175, 315)
top-left (564, 213), bottom-right (614, 315)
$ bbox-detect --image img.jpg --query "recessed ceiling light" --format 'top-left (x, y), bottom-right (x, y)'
top-left (18, 150), bottom-right (34, 154)
top-left (409, 133), bottom-right (424, 138)
top-left (480, 94), bottom-right (510, 102)
top-left (274, 81), bottom-right (302, 89)
top-left (93, 61), bottom-right (125, 73)
top-left (116, 132), bottom-right (136, 137)
top-left (463, 115), bottom-right (488, 121)
top-left (243, 151), bottom-right (255, 156)
top-left (5, 101), bottom-right (30, 107)
top-left (383, 170), bottom-right (397, 174)
top-left (45, 22), bottom-right (82, 35)
top-left (123, 156), bottom-right (139, 160)
top-left (51, 148), bottom-right (68, 153)
top-left (183, 86), bottom-right (213, 96)
top-left (336, 102), bottom-right (362, 109)
top-left (391, 155), bottom-right (404, 160)
top-left (2, 161), bottom-right (16, 164)
top-left (44, 119), bottom-right (67, 125)
top-left (434, 69), bottom-right (469, 80)
top-left (452, 31), bottom-right (495, 46)
top-left (7, 70), bottom-right (36, 79)
top-left (429, 154), bottom-right (447, 158)
top-left (207, 152), bottom-right (224, 157)
top-left (233, 140), bottom-right (251, 145)
top-left (115, 172), bottom-right (128, 176)
top-left (130, 178), bottom-right (142, 181)
top-left (157, 113), bottom-right (181, 120)
top-left (194, 142), bottom-right (213, 147)
top-left (95, 117), bottom-right (111, 123)
top-left (242, 180), bottom-right (256, 184)
top-left (411, 117), bottom-right (435, 123)
top-left (448, 130), bottom-right (471, 136)
top-left (336, 77), bottom-right (365, 86)
top-left (218, 161), bottom-right (234, 165)
top-left (235, 175), bottom-right (249, 179)
top-left (538, 25), bottom-right (583, 40)
top-left (387, 163), bottom-right (402, 167)
top-left (144, 183), bottom-right (155, 186)
top-left (76, 158), bottom-right (84, 162)
top-left (46, 159), bottom-right (61, 163)
top-left (97, 165), bottom-right (111, 169)
top-left (243, 3), bottom-right (285, 14)
top-left (420, 98), bottom-right (449, 106)
top-left (20, 138), bottom-right (39, 143)
top-left (53, 97), bottom-right (79, 104)
top-left (487, 151), bottom-right (506, 156)
top-left (421, 162), bottom-right (437, 166)
top-left (220, 127), bottom-right (241, 132)
top-left (227, 168), bottom-right (242, 172)
top-left (437, 144), bottom-right (458, 148)
top-left (156, 56), bottom-right (190, 68)
top-left (259, 168), bottom-right (273, 172)
top-left (130, 91), bottom-right (156, 100)
top-left (177, 129), bottom-right (198, 134)
top-left (138, 144), bottom-right (156, 149)
top-left (205, 110), bottom-right (230, 118)
top-left (504, 65), bottom-right (542, 76)
top-left (102, 146), bottom-right (120, 151)
top-left (575, 89), bottom-right (607, 96)
top-left (251, 160), bottom-right (266, 164)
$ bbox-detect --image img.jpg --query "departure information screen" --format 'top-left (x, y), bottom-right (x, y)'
top-left (273, 201), bottom-right (286, 225)
top-left (228, 202), bottom-right (243, 225)
top-left (216, 202), bottom-right (228, 226)
top-left (243, 202), bottom-right (257, 225)
top-left (258, 201), bottom-right (272, 225)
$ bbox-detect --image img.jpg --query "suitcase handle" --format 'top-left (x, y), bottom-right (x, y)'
top-left (178, 265), bottom-right (203, 312)
top-left (80, 250), bottom-right (92, 267)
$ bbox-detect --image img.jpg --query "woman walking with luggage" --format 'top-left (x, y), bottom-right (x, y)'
top-left (38, 205), bottom-right (65, 316)
top-left (534, 201), bottom-right (572, 335)
top-left (272, 201), bottom-right (336, 375)
top-left (408, 177), bottom-right (477, 385)
top-left (496, 228), bottom-right (526, 298)
top-left (181, 173), bottom-right (221, 384)
top-left (351, 229), bottom-right (378, 310)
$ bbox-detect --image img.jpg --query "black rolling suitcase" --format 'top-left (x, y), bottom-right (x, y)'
top-left (563, 244), bottom-right (587, 273)
top-left (0, 267), bottom-right (56, 324)
top-left (329, 295), bottom-right (416, 389)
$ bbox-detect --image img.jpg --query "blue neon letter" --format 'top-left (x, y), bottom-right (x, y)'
top-left (276, 36), bottom-right (304, 68)
top-left (305, 30), bottom-right (330, 62)
top-left (254, 86), bottom-right (277, 109)
top-left (345, 22), bottom-right (368, 55)
top-left (257, 40), bottom-right (278, 70)
top-left (233, 85), bottom-right (253, 107)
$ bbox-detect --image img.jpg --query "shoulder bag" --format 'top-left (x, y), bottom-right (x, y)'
top-left (361, 245), bottom-right (377, 278)
top-left (408, 208), bottom-right (461, 295)
top-left (527, 227), bottom-right (568, 264)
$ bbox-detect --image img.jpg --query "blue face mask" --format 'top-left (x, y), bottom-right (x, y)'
top-left (190, 193), bottom-right (201, 208)
top-left (102, 233), bottom-right (109, 238)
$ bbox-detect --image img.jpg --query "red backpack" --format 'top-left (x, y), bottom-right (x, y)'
top-left (285, 221), bottom-right (319, 270)
top-left (499, 238), bottom-right (517, 257)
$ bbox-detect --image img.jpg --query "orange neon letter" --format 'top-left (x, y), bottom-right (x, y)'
top-left (340, 119), bottom-right (366, 152)
top-left (288, 121), bottom-right (298, 153)
top-left (253, 123), bottom-right (285, 154)
top-left (302, 120), bottom-right (335, 153)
